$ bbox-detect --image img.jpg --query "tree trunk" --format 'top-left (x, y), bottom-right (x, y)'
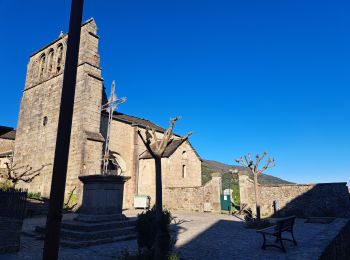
top-left (154, 156), bottom-right (163, 259)
top-left (253, 173), bottom-right (261, 221)
top-left (154, 156), bottom-right (163, 216)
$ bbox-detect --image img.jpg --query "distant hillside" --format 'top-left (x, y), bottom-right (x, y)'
top-left (202, 159), bottom-right (292, 189)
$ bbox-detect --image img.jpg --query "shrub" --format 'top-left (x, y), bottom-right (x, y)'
top-left (27, 192), bottom-right (41, 200)
top-left (63, 187), bottom-right (78, 211)
top-left (0, 180), bottom-right (13, 190)
top-left (231, 183), bottom-right (240, 205)
top-left (136, 207), bottom-right (172, 258)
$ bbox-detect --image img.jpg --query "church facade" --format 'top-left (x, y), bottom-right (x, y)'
top-left (1, 19), bottom-right (220, 211)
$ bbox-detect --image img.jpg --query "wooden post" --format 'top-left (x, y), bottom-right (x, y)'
top-left (42, 1), bottom-right (84, 259)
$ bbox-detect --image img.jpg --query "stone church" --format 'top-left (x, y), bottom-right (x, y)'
top-left (0, 19), bottom-right (221, 211)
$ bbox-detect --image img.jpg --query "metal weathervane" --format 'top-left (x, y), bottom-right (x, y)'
top-left (101, 80), bottom-right (126, 175)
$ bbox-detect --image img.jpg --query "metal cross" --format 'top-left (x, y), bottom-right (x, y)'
top-left (101, 80), bottom-right (126, 175)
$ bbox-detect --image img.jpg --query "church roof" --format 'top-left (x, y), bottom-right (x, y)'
top-left (0, 126), bottom-right (16, 140)
top-left (139, 139), bottom-right (187, 159)
top-left (112, 112), bottom-right (168, 133)
top-left (110, 112), bottom-right (201, 160)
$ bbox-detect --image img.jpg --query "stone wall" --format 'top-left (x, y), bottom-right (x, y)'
top-left (239, 174), bottom-right (350, 218)
top-left (163, 177), bottom-right (221, 212)
top-left (0, 217), bottom-right (22, 253)
top-left (0, 138), bottom-right (14, 155)
top-left (107, 119), bottom-right (135, 208)
top-left (320, 219), bottom-right (350, 259)
top-left (0, 138), bottom-right (15, 171)
top-left (138, 140), bottom-right (202, 207)
top-left (163, 141), bottom-right (202, 188)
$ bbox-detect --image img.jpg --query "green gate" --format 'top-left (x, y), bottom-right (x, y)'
top-left (220, 194), bottom-right (231, 211)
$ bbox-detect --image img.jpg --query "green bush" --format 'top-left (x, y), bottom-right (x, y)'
top-left (231, 183), bottom-right (240, 205)
top-left (27, 191), bottom-right (41, 199)
top-left (136, 207), bottom-right (172, 258)
top-left (0, 180), bottom-right (13, 190)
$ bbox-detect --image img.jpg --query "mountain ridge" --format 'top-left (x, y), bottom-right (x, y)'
top-left (202, 159), bottom-right (292, 188)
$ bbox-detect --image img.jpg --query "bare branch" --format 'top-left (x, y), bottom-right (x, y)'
top-left (1, 152), bottom-right (50, 187)
top-left (181, 131), bottom-right (193, 141)
top-left (258, 156), bottom-right (275, 174)
top-left (138, 130), bottom-right (156, 158)
top-left (158, 117), bottom-right (180, 154)
top-left (255, 152), bottom-right (266, 173)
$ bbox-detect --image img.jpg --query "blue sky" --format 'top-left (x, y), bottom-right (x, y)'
top-left (0, 0), bottom-right (349, 184)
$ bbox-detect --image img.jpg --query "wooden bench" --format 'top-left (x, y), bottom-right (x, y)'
top-left (257, 216), bottom-right (297, 252)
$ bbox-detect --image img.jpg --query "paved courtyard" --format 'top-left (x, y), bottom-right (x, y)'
top-left (0, 210), bottom-right (347, 260)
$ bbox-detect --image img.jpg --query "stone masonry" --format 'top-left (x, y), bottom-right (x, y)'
top-left (163, 177), bottom-right (221, 212)
top-left (239, 173), bottom-right (350, 218)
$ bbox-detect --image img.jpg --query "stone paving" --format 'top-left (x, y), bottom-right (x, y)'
top-left (0, 210), bottom-right (347, 260)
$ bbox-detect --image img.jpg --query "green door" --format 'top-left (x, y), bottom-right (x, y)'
top-left (220, 194), bottom-right (231, 211)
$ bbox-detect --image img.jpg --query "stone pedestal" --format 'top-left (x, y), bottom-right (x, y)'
top-left (76, 174), bottom-right (130, 222)
top-left (33, 174), bottom-right (136, 248)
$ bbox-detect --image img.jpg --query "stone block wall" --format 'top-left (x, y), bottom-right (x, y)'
top-left (107, 119), bottom-right (135, 208)
top-left (0, 139), bottom-right (14, 155)
top-left (163, 177), bottom-right (221, 212)
top-left (0, 217), bottom-right (22, 253)
top-left (0, 138), bottom-right (14, 170)
top-left (239, 174), bottom-right (350, 218)
top-left (320, 219), bottom-right (350, 259)
top-left (163, 141), bottom-right (202, 188)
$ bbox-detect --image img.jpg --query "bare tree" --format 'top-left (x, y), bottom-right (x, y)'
top-left (0, 153), bottom-right (50, 188)
top-left (236, 151), bottom-right (275, 221)
top-left (138, 116), bottom-right (192, 258)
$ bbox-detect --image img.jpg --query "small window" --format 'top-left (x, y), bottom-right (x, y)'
top-left (182, 165), bottom-right (187, 178)
top-left (38, 54), bottom-right (46, 79)
top-left (47, 49), bottom-right (54, 75)
top-left (56, 44), bottom-right (64, 73)
top-left (182, 151), bottom-right (187, 159)
top-left (43, 116), bottom-right (48, 126)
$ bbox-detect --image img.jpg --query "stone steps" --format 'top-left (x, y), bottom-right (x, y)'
top-left (32, 216), bottom-right (137, 247)
top-left (60, 233), bottom-right (136, 248)
top-left (63, 226), bottom-right (135, 241)
top-left (61, 219), bottom-right (136, 232)
top-left (35, 225), bottom-right (136, 241)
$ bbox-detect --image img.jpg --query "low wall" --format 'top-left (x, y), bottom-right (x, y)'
top-left (163, 177), bottom-right (221, 213)
top-left (239, 174), bottom-right (350, 218)
top-left (0, 217), bottom-right (22, 253)
top-left (320, 219), bottom-right (350, 259)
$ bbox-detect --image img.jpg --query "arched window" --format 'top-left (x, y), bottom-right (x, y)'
top-left (38, 54), bottom-right (46, 80)
top-left (182, 151), bottom-right (187, 160)
top-left (182, 165), bottom-right (187, 178)
top-left (109, 152), bottom-right (127, 175)
top-left (56, 44), bottom-right (64, 73)
top-left (43, 116), bottom-right (48, 126)
top-left (47, 49), bottom-right (54, 75)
